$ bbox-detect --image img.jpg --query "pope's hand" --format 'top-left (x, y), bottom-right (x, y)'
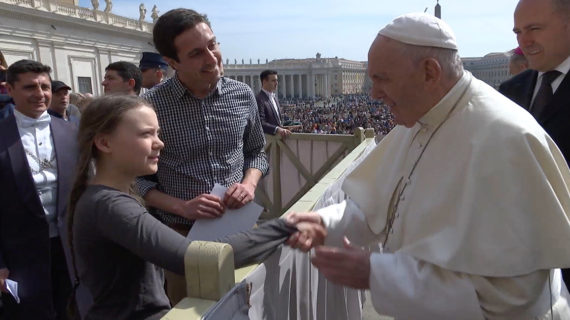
top-left (311, 237), bottom-right (371, 289)
top-left (285, 211), bottom-right (326, 251)
top-left (287, 221), bottom-right (327, 252)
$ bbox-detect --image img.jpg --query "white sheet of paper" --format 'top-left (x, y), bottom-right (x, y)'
top-left (6, 279), bottom-right (20, 303)
top-left (187, 183), bottom-right (263, 241)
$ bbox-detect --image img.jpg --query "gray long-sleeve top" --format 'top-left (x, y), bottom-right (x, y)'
top-left (73, 185), bottom-right (295, 320)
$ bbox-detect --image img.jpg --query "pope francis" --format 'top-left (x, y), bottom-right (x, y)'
top-left (287, 12), bottom-right (570, 319)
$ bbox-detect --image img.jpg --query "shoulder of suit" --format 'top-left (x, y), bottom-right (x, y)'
top-left (500, 69), bottom-right (537, 89)
top-left (256, 89), bottom-right (269, 99)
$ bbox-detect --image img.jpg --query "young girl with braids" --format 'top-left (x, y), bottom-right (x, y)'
top-left (67, 95), bottom-right (325, 319)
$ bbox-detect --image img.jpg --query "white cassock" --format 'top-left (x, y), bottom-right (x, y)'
top-left (317, 71), bottom-right (570, 319)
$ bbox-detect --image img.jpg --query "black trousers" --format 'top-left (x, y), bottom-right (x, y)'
top-left (0, 237), bottom-right (73, 320)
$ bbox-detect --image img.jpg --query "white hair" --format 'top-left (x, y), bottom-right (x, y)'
top-left (398, 42), bottom-right (464, 80)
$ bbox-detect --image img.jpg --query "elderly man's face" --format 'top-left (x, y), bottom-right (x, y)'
top-left (514, 0), bottom-right (570, 72)
top-left (367, 36), bottom-right (427, 128)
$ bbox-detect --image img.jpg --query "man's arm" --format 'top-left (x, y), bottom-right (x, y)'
top-left (243, 90), bottom-right (269, 176)
top-left (224, 90), bottom-right (269, 209)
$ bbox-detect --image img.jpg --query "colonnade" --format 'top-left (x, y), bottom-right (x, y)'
top-left (227, 72), bottom-right (332, 99)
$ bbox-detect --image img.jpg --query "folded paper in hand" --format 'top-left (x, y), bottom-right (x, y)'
top-left (187, 183), bottom-right (263, 241)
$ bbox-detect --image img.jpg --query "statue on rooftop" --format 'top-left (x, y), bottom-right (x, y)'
top-left (139, 3), bottom-right (146, 22)
top-left (104, 0), bottom-right (111, 13)
top-left (151, 5), bottom-right (159, 23)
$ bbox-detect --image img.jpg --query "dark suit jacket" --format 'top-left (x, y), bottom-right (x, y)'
top-left (255, 90), bottom-right (281, 135)
top-left (0, 114), bottom-right (78, 319)
top-left (499, 69), bottom-right (570, 164)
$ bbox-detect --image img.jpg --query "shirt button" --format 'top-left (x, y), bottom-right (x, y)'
top-left (39, 142), bottom-right (43, 146)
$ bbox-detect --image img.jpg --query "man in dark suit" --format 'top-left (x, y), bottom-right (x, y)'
top-left (500, 0), bottom-right (570, 285)
top-left (0, 60), bottom-right (78, 319)
top-left (255, 70), bottom-right (291, 137)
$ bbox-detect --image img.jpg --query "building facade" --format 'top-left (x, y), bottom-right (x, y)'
top-left (462, 52), bottom-right (510, 89)
top-left (223, 53), bottom-right (367, 99)
top-left (0, 0), bottom-right (154, 96)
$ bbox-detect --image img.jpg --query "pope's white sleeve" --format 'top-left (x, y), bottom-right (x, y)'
top-left (369, 252), bottom-right (485, 320)
top-left (316, 199), bottom-right (381, 247)
top-left (369, 252), bottom-right (558, 319)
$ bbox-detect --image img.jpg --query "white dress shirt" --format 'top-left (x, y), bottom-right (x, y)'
top-left (261, 88), bottom-right (281, 121)
top-left (14, 109), bottom-right (59, 238)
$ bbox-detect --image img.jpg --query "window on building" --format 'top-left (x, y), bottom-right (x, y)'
top-left (78, 77), bottom-right (93, 94)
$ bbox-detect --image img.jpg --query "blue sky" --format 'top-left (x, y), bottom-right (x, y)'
top-left (78, 0), bottom-right (521, 62)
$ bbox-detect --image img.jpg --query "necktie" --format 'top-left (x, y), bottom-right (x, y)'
top-left (530, 70), bottom-right (561, 119)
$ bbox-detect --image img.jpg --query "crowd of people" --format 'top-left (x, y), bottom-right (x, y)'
top-left (280, 94), bottom-right (395, 135)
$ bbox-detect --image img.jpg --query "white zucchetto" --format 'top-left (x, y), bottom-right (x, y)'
top-left (378, 12), bottom-right (458, 50)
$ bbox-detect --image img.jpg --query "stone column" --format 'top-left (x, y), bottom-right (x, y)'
top-left (296, 74), bottom-right (303, 98)
top-left (245, 75), bottom-right (251, 88)
top-left (309, 73), bottom-right (315, 98)
top-left (287, 74), bottom-right (295, 97)
top-left (324, 72), bottom-right (329, 97)
top-left (278, 74), bottom-right (287, 98)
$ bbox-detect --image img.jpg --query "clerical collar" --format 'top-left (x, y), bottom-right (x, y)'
top-left (417, 71), bottom-right (470, 129)
top-left (262, 88), bottom-right (276, 97)
top-left (13, 109), bottom-right (51, 128)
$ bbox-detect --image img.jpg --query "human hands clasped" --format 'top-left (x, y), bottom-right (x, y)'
top-left (285, 211), bottom-right (371, 289)
top-left (285, 211), bottom-right (327, 252)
